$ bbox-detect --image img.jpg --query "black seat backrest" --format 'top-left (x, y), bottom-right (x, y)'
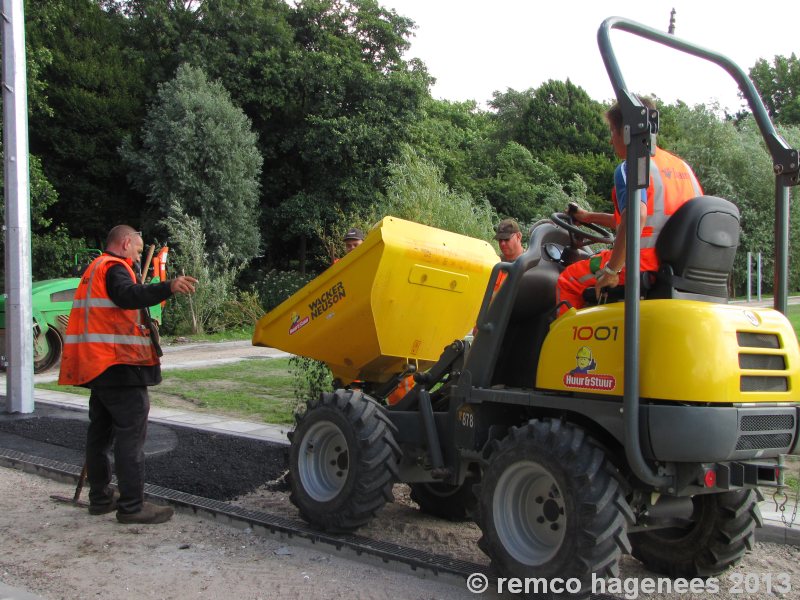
top-left (653, 195), bottom-right (740, 301)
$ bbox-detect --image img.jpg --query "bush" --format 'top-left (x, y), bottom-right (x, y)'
top-left (256, 269), bottom-right (316, 312)
top-left (289, 356), bottom-right (333, 411)
top-left (161, 209), bottom-right (243, 335)
top-left (217, 290), bottom-right (266, 332)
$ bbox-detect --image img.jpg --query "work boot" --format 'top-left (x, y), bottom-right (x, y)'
top-left (116, 502), bottom-right (174, 525)
top-left (88, 489), bottom-right (120, 515)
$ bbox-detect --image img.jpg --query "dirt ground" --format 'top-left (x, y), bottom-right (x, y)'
top-left (0, 467), bottom-right (474, 600)
top-left (3, 465), bottom-right (800, 600)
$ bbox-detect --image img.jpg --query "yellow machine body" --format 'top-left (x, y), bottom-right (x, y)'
top-left (252, 216), bottom-right (498, 383)
top-left (536, 300), bottom-right (799, 403)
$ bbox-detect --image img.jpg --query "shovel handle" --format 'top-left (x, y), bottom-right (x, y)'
top-left (72, 463), bottom-right (88, 503)
top-left (141, 244), bottom-right (156, 284)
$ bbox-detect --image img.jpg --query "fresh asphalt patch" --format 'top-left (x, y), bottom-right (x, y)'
top-left (0, 403), bottom-right (288, 501)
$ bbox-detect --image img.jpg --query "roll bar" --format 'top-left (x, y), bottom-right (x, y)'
top-left (597, 17), bottom-right (799, 489)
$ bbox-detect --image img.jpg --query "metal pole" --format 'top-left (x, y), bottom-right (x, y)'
top-left (3, 0), bottom-right (34, 413)
top-left (757, 252), bottom-right (762, 302)
top-left (774, 181), bottom-right (790, 314)
top-left (746, 251), bottom-right (752, 303)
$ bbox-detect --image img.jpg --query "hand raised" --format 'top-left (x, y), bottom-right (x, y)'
top-left (170, 275), bottom-right (198, 295)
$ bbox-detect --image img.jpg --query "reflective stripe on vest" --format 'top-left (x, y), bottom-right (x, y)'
top-left (58, 254), bottom-right (159, 386)
top-left (613, 147), bottom-right (703, 269)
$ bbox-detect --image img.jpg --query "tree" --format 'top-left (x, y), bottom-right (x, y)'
top-left (0, 150), bottom-right (85, 283)
top-left (658, 103), bottom-right (800, 293)
top-left (379, 145), bottom-right (496, 241)
top-left (25, 0), bottom-right (151, 241)
top-left (749, 54), bottom-right (800, 126)
top-left (489, 80), bottom-right (614, 202)
top-left (408, 97), bottom-right (494, 198)
top-left (246, 0), bottom-right (430, 268)
top-left (121, 64), bottom-right (263, 265)
top-left (483, 142), bottom-right (588, 225)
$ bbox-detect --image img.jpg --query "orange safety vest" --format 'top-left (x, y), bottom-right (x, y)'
top-left (58, 254), bottom-right (159, 386)
top-left (151, 246), bottom-right (169, 309)
top-left (612, 147), bottom-right (703, 271)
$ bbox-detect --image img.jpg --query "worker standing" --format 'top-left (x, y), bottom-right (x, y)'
top-left (59, 225), bottom-right (198, 524)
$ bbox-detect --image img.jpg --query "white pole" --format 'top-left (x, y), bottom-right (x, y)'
top-left (3, 0), bottom-right (34, 413)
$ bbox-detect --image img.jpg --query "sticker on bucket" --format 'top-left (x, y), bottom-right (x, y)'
top-left (289, 312), bottom-right (310, 335)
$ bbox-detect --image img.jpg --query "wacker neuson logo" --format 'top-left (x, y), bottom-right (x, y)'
top-left (309, 281), bottom-right (346, 319)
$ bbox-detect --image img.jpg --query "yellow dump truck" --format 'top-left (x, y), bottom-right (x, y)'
top-left (254, 18), bottom-right (800, 599)
top-left (253, 215), bottom-right (498, 388)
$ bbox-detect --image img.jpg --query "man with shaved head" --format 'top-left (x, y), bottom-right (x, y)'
top-left (60, 225), bottom-right (198, 524)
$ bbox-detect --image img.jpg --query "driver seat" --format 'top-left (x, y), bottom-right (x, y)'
top-left (582, 195), bottom-right (740, 305)
top-left (649, 195), bottom-right (740, 301)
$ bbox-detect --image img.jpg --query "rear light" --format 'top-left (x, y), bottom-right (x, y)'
top-left (703, 469), bottom-right (717, 488)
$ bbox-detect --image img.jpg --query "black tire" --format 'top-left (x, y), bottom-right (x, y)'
top-left (409, 473), bottom-right (480, 521)
top-left (476, 419), bottom-right (632, 598)
top-left (288, 388), bottom-right (400, 533)
top-left (34, 328), bottom-right (62, 374)
top-left (630, 489), bottom-right (762, 577)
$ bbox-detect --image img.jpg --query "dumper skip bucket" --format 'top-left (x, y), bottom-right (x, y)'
top-left (252, 216), bottom-right (498, 383)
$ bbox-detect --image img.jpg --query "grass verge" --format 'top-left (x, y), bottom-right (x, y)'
top-left (788, 305), bottom-right (799, 339)
top-left (36, 357), bottom-right (298, 425)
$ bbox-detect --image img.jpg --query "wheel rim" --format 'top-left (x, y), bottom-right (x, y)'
top-left (493, 460), bottom-right (566, 565)
top-left (298, 420), bottom-right (349, 502)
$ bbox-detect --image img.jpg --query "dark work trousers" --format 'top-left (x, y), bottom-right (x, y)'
top-left (86, 386), bottom-right (150, 514)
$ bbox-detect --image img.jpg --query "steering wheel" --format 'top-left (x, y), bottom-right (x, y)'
top-left (550, 212), bottom-right (615, 246)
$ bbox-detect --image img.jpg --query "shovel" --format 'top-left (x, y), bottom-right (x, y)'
top-left (50, 463), bottom-right (89, 507)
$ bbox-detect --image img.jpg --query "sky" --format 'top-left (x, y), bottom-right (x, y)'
top-left (379, 0), bottom-right (799, 112)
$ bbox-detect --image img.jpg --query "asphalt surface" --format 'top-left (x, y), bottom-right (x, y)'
top-left (0, 403), bottom-right (288, 501)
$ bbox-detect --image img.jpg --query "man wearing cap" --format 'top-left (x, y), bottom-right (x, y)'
top-left (492, 218), bottom-right (524, 293)
top-left (343, 228), bottom-right (364, 254)
top-left (494, 218), bottom-right (524, 263)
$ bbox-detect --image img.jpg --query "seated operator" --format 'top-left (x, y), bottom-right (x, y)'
top-left (555, 96), bottom-right (703, 315)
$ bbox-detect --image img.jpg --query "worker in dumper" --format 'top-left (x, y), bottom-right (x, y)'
top-left (555, 96), bottom-right (702, 315)
top-left (332, 227), bottom-right (365, 265)
top-left (343, 227), bottom-right (364, 254)
top-left (493, 218), bottom-right (525, 293)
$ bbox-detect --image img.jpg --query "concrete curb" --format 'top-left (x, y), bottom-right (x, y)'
top-left (756, 523), bottom-right (800, 545)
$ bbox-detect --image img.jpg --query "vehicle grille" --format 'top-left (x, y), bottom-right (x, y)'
top-left (740, 414), bottom-right (795, 431)
top-left (735, 411), bottom-right (796, 452)
top-left (737, 330), bottom-right (789, 392)
top-left (737, 332), bottom-right (780, 349)
top-left (736, 433), bottom-right (793, 451)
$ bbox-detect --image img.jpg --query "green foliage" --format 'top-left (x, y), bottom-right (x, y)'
top-left (379, 145), bottom-right (497, 241)
top-left (217, 289), bottom-right (266, 332)
top-left (289, 355), bottom-right (333, 410)
top-left (121, 63), bottom-right (263, 264)
top-left (408, 97), bottom-right (494, 197)
top-left (659, 104), bottom-right (800, 294)
top-left (788, 305), bottom-right (800, 339)
top-left (489, 80), bottom-right (613, 202)
top-left (161, 209), bottom-right (243, 335)
top-left (256, 269), bottom-right (316, 312)
top-left (750, 54), bottom-right (800, 126)
top-left (25, 0), bottom-right (150, 239)
top-left (0, 150), bottom-right (87, 283)
top-left (483, 142), bottom-right (588, 224)
top-left (310, 204), bottom-right (378, 264)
